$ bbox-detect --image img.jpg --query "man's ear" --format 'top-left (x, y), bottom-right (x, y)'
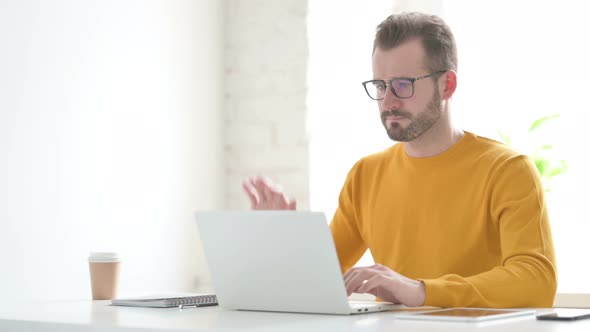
top-left (441, 70), bottom-right (457, 100)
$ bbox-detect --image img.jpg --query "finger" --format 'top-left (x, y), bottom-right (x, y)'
top-left (254, 177), bottom-right (297, 210)
top-left (370, 264), bottom-right (400, 280)
top-left (276, 192), bottom-right (295, 210)
top-left (260, 177), bottom-right (297, 210)
top-left (344, 268), bottom-right (364, 289)
top-left (274, 191), bottom-right (288, 209)
top-left (248, 177), bottom-right (258, 189)
top-left (345, 274), bottom-right (360, 296)
top-left (344, 265), bottom-right (379, 280)
top-left (261, 178), bottom-right (274, 205)
top-left (343, 268), bottom-right (357, 283)
top-left (265, 185), bottom-right (286, 208)
top-left (258, 176), bottom-right (275, 190)
top-left (347, 277), bottom-right (369, 296)
top-left (344, 270), bottom-right (360, 295)
top-left (345, 269), bottom-right (374, 295)
top-left (344, 266), bottom-right (385, 294)
top-left (253, 177), bottom-right (269, 203)
top-left (372, 264), bottom-right (389, 272)
top-left (343, 266), bottom-right (361, 280)
top-left (262, 186), bottom-right (274, 205)
top-left (242, 181), bottom-right (259, 209)
top-left (356, 274), bottom-right (401, 304)
top-left (357, 274), bottom-right (385, 294)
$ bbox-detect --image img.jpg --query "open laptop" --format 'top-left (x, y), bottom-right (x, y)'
top-left (195, 211), bottom-right (400, 315)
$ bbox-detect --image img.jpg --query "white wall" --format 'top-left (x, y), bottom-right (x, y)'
top-left (0, 0), bottom-right (224, 300)
top-left (224, 0), bottom-right (309, 210)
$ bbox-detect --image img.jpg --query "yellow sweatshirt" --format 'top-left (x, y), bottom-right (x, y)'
top-left (330, 131), bottom-right (557, 308)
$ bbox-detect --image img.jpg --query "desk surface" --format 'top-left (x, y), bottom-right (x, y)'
top-left (1, 300), bottom-right (589, 332)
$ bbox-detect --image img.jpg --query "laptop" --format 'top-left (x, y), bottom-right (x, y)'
top-left (195, 211), bottom-right (400, 315)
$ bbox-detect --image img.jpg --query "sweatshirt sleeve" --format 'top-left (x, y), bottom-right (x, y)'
top-left (421, 155), bottom-right (557, 308)
top-left (329, 161), bottom-right (368, 274)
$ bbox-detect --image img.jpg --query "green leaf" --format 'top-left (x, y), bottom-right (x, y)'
top-left (534, 158), bottom-right (549, 176)
top-left (548, 168), bottom-right (565, 177)
top-left (497, 114), bottom-right (567, 193)
top-left (547, 160), bottom-right (568, 177)
top-left (496, 129), bottom-right (511, 145)
top-left (528, 114), bottom-right (560, 133)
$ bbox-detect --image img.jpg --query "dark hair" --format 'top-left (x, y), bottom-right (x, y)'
top-left (373, 12), bottom-right (458, 72)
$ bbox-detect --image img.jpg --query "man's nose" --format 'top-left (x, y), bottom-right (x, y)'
top-left (381, 87), bottom-right (402, 110)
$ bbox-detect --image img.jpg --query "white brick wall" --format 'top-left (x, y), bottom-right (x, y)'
top-left (225, 0), bottom-right (309, 209)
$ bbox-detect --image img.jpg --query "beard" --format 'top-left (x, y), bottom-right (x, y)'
top-left (380, 90), bottom-right (442, 142)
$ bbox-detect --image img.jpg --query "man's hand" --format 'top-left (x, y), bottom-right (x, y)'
top-left (344, 264), bottom-right (426, 307)
top-left (242, 176), bottom-right (297, 210)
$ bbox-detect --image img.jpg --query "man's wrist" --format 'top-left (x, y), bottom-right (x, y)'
top-left (402, 278), bottom-right (426, 307)
top-left (415, 280), bottom-right (426, 306)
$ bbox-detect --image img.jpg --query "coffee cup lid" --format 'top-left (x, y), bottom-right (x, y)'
top-left (88, 252), bottom-right (120, 262)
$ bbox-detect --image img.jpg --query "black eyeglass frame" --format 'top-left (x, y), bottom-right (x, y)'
top-left (362, 70), bottom-right (447, 100)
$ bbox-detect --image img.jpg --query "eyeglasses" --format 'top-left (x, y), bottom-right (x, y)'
top-left (362, 70), bottom-right (447, 100)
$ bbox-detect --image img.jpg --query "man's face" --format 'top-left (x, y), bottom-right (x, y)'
top-left (372, 39), bottom-right (442, 142)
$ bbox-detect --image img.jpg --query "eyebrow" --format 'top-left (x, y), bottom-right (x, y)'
top-left (371, 75), bottom-right (413, 81)
top-left (372, 66), bottom-right (432, 80)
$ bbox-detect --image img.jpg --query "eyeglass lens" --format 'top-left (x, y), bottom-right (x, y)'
top-left (367, 79), bottom-right (413, 99)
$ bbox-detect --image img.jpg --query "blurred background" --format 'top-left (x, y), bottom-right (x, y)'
top-left (1, 0), bottom-right (588, 301)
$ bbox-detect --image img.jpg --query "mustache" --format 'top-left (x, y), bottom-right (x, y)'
top-left (381, 110), bottom-right (411, 120)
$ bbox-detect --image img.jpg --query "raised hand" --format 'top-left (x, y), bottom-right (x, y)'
top-left (242, 176), bottom-right (297, 210)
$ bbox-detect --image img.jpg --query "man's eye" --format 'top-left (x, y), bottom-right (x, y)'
top-left (395, 81), bottom-right (411, 89)
top-left (373, 82), bottom-right (386, 90)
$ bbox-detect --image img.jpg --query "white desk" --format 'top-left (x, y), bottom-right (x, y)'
top-left (1, 300), bottom-right (589, 332)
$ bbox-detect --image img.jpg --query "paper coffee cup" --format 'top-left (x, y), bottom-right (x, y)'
top-left (88, 252), bottom-right (121, 300)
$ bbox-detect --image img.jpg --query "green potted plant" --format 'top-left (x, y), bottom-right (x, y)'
top-left (497, 114), bottom-right (567, 192)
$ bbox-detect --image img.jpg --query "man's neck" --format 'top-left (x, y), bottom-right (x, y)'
top-left (403, 119), bottom-right (464, 158)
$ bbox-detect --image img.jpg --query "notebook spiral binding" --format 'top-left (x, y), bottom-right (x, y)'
top-left (165, 295), bottom-right (218, 306)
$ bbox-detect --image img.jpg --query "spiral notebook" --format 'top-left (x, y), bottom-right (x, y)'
top-left (111, 293), bottom-right (218, 308)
